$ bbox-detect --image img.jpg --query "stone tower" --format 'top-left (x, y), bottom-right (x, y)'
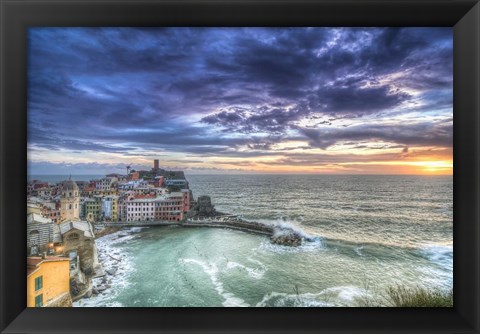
top-left (60, 179), bottom-right (80, 221)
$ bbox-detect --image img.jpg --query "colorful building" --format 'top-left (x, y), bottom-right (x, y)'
top-left (84, 197), bottom-right (102, 222)
top-left (27, 256), bottom-right (72, 307)
top-left (102, 195), bottom-right (119, 221)
top-left (58, 220), bottom-right (98, 274)
top-left (27, 213), bottom-right (62, 255)
top-left (126, 195), bottom-right (157, 221)
top-left (125, 190), bottom-right (191, 222)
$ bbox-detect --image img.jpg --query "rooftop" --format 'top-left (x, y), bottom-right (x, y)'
top-left (59, 220), bottom-right (95, 238)
top-left (27, 256), bottom-right (69, 277)
top-left (27, 212), bottom-right (53, 225)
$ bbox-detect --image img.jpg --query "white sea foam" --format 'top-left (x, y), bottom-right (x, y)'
top-left (419, 244), bottom-right (453, 271)
top-left (256, 236), bottom-right (324, 254)
top-left (416, 243), bottom-right (453, 289)
top-left (180, 258), bottom-right (250, 307)
top-left (256, 285), bottom-right (376, 307)
top-left (354, 245), bottom-right (364, 256)
top-left (225, 261), bottom-right (266, 279)
top-left (73, 229), bottom-right (137, 307)
top-left (129, 226), bottom-right (149, 233)
top-left (256, 217), bottom-right (317, 240)
top-left (256, 291), bottom-right (333, 307)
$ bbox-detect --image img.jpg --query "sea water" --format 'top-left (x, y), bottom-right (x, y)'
top-left (57, 174), bottom-right (452, 307)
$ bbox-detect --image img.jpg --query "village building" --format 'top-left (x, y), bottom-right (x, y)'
top-left (59, 180), bottom-right (80, 222)
top-left (27, 256), bottom-right (72, 307)
top-left (125, 190), bottom-right (191, 222)
top-left (83, 196), bottom-right (102, 222)
top-left (58, 220), bottom-right (99, 275)
top-left (27, 202), bottom-right (43, 215)
top-left (101, 195), bottom-right (119, 221)
top-left (27, 213), bottom-right (62, 255)
top-left (126, 195), bottom-right (157, 221)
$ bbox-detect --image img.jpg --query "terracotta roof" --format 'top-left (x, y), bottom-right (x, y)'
top-left (27, 257), bottom-right (43, 267)
top-left (27, 256), bottom-right (69, 277)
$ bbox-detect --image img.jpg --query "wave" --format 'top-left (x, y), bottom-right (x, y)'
top-left (256, 285), bottom-right (376, 307)
top-left (354, 245), bottom-right (365, 257)
top-left (255, 217), bottom-right (316, 240)
top-left (226, 261), bottom-right (266, 279)
top-left (418, 244), bottom-right (453, 271)
top-left (256, 237), bottom-right (324, 254)
top-left (180, 258), bottom-right (250, 307)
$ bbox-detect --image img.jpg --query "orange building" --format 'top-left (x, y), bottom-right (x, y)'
top-left (27, 256), bottom-right (72, 307)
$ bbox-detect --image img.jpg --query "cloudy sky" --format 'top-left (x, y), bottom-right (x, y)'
top-left (28, 27), bottom-right (452, 175)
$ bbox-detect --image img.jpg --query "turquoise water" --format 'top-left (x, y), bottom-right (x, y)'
top-left (71, 174), bottom-right (452, 307)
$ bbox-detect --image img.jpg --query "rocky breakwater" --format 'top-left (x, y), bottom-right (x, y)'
top-left (270, 227), bottom-right (304, 246)
top-left (186, 195), bottom-right (309, 247)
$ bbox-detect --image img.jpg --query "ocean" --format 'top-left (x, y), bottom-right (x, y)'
top-left (33, 174), bottom-right (452, 307)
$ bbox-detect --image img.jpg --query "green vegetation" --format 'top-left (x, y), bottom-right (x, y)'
top-left (289, 282), bottom-right (453, 307)
top-left (383, 285), bottom-right (453, 307)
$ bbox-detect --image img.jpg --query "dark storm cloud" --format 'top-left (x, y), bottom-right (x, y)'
top-left (28, 27), bottom-right (452, 162)
top-left (298, 120), bottom-right (452, 149)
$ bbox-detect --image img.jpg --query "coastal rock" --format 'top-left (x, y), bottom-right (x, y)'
top-left (186, 196), bottom-right (218, 218)
top-left (270, 228), bottom-right (303, 246)
top-left (106, 268), bottom-right (118, 275)
top-left (97, 285), bottom-right (107, 292)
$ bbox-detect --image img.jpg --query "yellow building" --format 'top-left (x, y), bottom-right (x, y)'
top-left (27, 256), bottom-right (72, 307)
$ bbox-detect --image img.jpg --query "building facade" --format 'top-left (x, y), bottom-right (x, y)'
top-left (27, 256), bottom-right (72, 307)
top-left (59, 221), bottom-right (98, 275)
top-left (84, 196), bottom-right (102, 222)
top-left (101, 196), bottom-right (118, 221)
top-left (125, 190), bottom-right (191, 222)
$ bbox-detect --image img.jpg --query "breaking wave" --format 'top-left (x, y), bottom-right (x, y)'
top-left (180, 258), bottom-right (250, 307)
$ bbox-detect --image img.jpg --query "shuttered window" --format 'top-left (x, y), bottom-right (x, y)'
top-left (34, 276), bottom-right (43, 291)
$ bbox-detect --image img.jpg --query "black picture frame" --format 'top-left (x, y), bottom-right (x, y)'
top-left (1, 0), bottom-right (479, 333)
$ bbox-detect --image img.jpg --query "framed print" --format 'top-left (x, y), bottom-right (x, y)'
top-left (1, 0), bottom-right (479, 333)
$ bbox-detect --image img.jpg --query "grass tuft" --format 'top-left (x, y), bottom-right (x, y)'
top-left (384, 285), bottom-right (453, 307)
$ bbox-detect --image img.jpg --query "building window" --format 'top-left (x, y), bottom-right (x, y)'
top-left (34, 276), bottom-right (43, 291)
top-left (69, 204), bottom-right (72, 209)
top-left (35, 294), bottom-right (43, 307)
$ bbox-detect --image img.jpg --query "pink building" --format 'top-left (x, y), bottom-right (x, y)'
top-left (126, 196), bottom-right (156, 221)
top-left (125, 190), bottom-right (191, 222)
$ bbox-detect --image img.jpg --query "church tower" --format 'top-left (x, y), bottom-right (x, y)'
top-left (60, 179), bottom-right (80, 221)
